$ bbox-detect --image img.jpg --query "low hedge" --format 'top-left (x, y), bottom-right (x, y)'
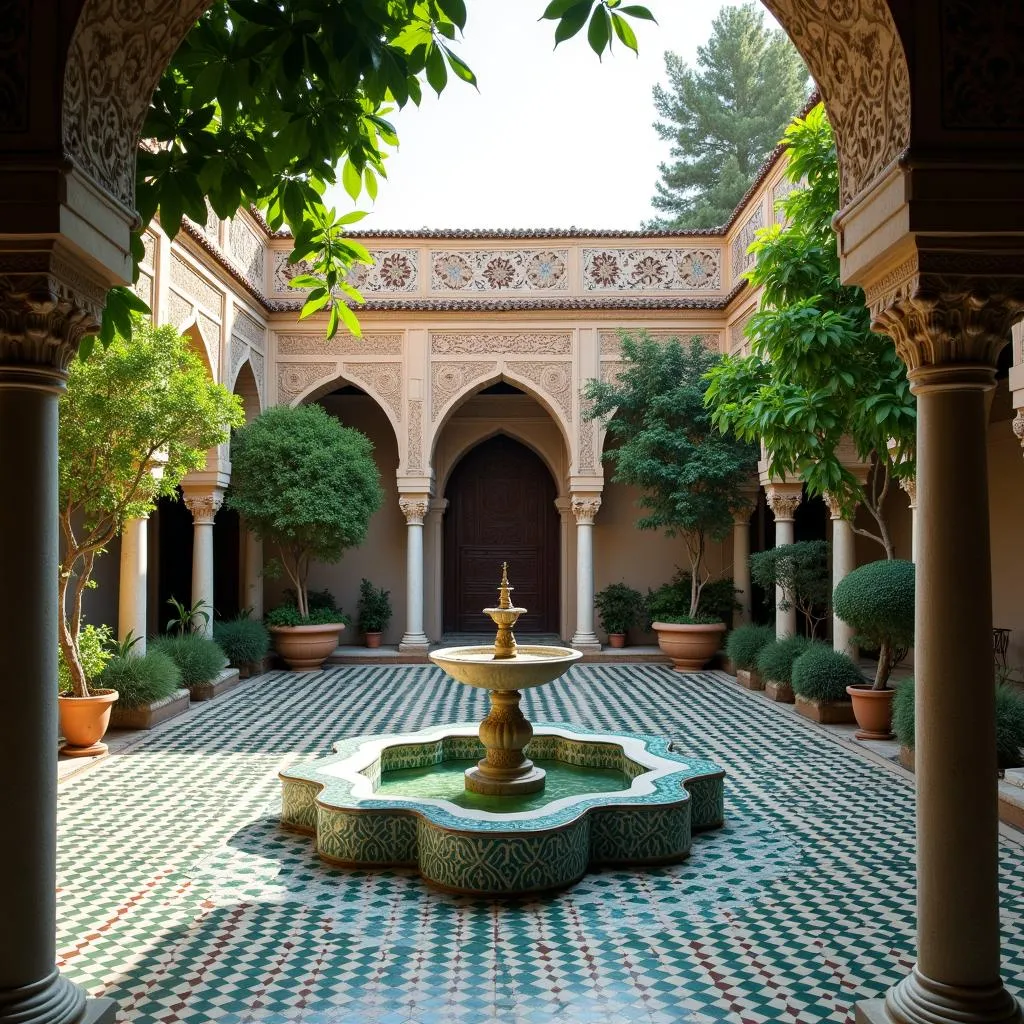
top-left (791, 642), bottom-right (864, 703)
top-left (151, 633), bottom-right (227, 687)
top-left (892, 680), bottom-right (915, 749)
top-left (725, 624), bottom-right (775, 671)
top-left (98, 650), bottom-right (182, 709)
top-left (214, 616), bottom-right (271, 667)
top-left (756, 635), bottom-right (811, 685)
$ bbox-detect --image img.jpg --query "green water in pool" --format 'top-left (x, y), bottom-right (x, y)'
top-left (372, 759), bottom-right (630, 813)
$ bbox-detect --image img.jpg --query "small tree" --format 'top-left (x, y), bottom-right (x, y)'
top-left (584, 333), bottom-right (758, 620)
top-left (58, 319), bottom-right (243, 697)
top-left (226, 404), bottom-right (384, 619)
top-left (749, 540), bottom-right (831, 638)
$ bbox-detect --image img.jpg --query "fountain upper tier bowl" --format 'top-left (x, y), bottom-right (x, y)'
top-left (428, 644), bottom-right (582, 690)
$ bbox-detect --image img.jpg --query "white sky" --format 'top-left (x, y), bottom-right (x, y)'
top-left (322, 0), bottom-right (758, 231)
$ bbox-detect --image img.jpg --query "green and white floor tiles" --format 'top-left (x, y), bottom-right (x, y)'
top-left (56, 665), bottom-right (1024, 1024)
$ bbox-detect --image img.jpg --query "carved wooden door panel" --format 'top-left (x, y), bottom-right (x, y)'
top-left (443, 435), bottom-right (559, 634)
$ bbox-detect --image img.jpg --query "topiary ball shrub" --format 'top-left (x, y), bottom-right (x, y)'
top-left (214, 616), bottom-right (271, 667)
top-left (725, 624), bottom-right (775, 671)
top-left (791, 642), bottom-right (865, 703)
top-left (151, 634), bottom-right (227, 687)
top-left (892, 679), bottom-right (915, 749)
top-left (98, 651), bottom-right (182, 709)
top-left (756, 635), bottom-right (811, 684)
top-left (995, 683), bottom-right (1024, 769)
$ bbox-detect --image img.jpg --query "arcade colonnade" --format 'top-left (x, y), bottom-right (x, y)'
top-left (2, 3), bottom-right (1024, 1024)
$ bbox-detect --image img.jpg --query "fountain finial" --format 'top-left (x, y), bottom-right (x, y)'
top-left (484, 562), bottom-right (526, 660)
top-left (497, 561), bottom-right (512, 609)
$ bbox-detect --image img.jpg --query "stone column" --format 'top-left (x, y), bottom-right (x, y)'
top-left (425, 498), bottom-right (448, 644)
top-left (855, 282), bottom-right (1024, 1024)
top-left (731, 493), bottom-right (757, 627)
top-left (765, 484), bottom-right (802, 639)
top-left (118, 516), bottom-right (149, 654)
top-left (182, 489), bottom-right (223, 633)
top-left (242, 528), bottom-right (263, 619)
top-left (900, 476), bottom-right (918, 562)
top-left (570, 495), bottom-right (602, 651)
top-left (824, 493), bottom-right (857, 658)
top-left (0, 272), bottom-right (115, 1024)
top-left (399, 495), bottom-right (430, 651)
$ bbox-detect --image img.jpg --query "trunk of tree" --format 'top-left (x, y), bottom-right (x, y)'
top-left (57, 567), bottom-right (88, 698)
top-left (873, 640), bottom-right (892, 690)
top-left (279, 543), bottom-right (309, 618)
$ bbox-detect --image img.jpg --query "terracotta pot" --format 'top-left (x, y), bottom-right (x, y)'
top-left (846, 684), bottom-right (895, 740)
top-left (58, 688), bottom-right (119, 757)
top-left (652, 621), bottom-right (727, 672)
top-left (270, 623), bottom-right (345, 671)
top-left (608, 633), bottom-right (626, 649)
top-left (364, 631), bottom-right (383, 649)
top-left (764, 679), bottom-right (795, 703)
top-left (736, 668), bottom-right (764, 691)
top-left (795, 694), bottom-right (856, 724)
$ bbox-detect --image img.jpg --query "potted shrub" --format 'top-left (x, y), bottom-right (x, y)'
top-left (214, 613), bottom-right (271, 677)
top-left (357, 578), bottom-right (392, 647)
top-left (104, 646), bottom-right (187, 730)
top-left (833, 559), bottom-right (915, 739)
top-left (749, 541), bottom-right (831, 639)
top-left (791, 642), bottom-right (862, 723)
top-left (226, 404), bottom-right (383, 671)
top-left (725, 624), bottom-right (774, 689)
top-left (756, 635), bottom-right (811, 703)
top-left (594, 582), bottom-right (645, 647)
top-left (151, 632), bottom-right (229, 701)
top-left (584, 333), bottom-right (757, 671)
top-left (57, 624), bottom-right (115, 757)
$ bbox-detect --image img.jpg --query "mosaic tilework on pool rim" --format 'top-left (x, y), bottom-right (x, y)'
top-left (54, 664), bottom-right (1024, 1023)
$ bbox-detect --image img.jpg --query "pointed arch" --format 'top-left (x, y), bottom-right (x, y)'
top-left (181, 318), bottom-right (215, 379)
top-left (232, 359), bottom-right (261, 424)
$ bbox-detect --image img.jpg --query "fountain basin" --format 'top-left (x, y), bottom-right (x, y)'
top-left (428, 644), bottom-right (582, 690)
top-left (280, 722), bottom-right (725, 895)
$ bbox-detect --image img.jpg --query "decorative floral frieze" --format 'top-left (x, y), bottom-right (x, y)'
top-left (731, 206), bottom-right (764, 280)
top-left (343, 362), bottom-right (403, 423)
top-left (170, 253), bottom-right (222, 316)
top-left (583, 247), bottom-right (721, 291)
top-left (431, 361), bottom-right (499, 420)
top-left (431, 249), bottom-right (568, 292)
top-left (277, 332), bottom-right (403, 356)
top-left (577, 421), bottom-right (597, 475)
top-left (430, 332), bottom-right (572, 355)
top-left (407, 400), bottom-right (424, 472)
top-left (598, 329), bottom-right (720, 355)
top-left (272, 249), bottom-right (418, 295)
top-left (277, 361), bottom-right (336, 403)
top-left (228, 217), bottom-right (265, 291)
top-left (507, 361), bottom-right (573, 423)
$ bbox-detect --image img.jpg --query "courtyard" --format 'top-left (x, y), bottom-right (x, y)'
top-left (56, 664), bottom-right (1024, 1024)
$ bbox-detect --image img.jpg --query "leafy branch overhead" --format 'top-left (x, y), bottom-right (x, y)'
top-left (103, 0), bottom-right (657, 346)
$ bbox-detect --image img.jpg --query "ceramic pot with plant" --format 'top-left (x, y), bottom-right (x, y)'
top-left (755, 635), bottom-right (811, 702)
top-left (358, 578), bottom-right (392, 648)
top-left (594, 582), bottom-right (644, 648)
top-left (57, 624), bottom-right (117, 757)
top-left (832, 559), bottom-right (915, 739)
top-left (226, 405), bottom-right (383, 672)
top-left (790, 642), bottom-right (860, 724)
top-left (725, 624), bottom-right (774, 689)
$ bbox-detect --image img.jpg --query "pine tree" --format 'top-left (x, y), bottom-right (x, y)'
top-left (646, 3), bottom-right (808, 229)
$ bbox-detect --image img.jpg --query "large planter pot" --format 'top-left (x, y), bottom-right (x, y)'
top-left (764, 679), bottom-right (795, 703)
top-left (58, 688), bottom-right (119, 757)
top-left (270, 623), bottom-right (345, 671)
top-left (736, 668), bottom-right (764, 691)
top-left (363, 631), bottom-right (383, 649)
top-left (608, 633), bottom-right (626, 649)
top-left (652, 621), bottom-right (727, 672)
top-left (795, 694), bottom-right (856, 724)
top-left (846, 685), bottom-right (895, 740)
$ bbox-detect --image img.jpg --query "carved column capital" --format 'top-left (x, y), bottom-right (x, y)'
top-left (823, 492), bottom-right (842, 521)
top-left (571, 495), bottom-right (602, 525)
top-left (182, 490), bottom-right (224, 525)
top-left (1013, 411), bottom-right (1024, 451)
top-left (766, 485), bottom-right (802, 522)
top-left (899, 475), bottom-right (917, 508)
top-left (731, 487), bottom-right (759, 525)
top-left (399, 495), bottom-right (430, 525)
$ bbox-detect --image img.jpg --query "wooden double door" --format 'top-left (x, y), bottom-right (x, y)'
top-left (443, 435), bottom-right (559, 634)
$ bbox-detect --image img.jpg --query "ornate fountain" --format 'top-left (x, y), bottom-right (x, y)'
top-left (280, 564), bottom-right (725, 895)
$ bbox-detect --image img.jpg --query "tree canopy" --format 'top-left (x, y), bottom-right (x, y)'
top-left (703, 104), bottom-right (915, 557)
top-left (584, 332), bottom-right (758, 620)
top-left (100, 0), bottom-right (658, 350)
top-left (58, 319), bottom-right (244, 696)
top-left (645, 3), bottom-right (808, 229)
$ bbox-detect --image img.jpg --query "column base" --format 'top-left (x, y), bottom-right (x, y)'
top-left (399, 634), bottom-right (430, 652)
top-left (856, 966), bottom-right (1023, 1024)
top-left (79, 999), bottom-right (117, 1024)
top-left (0, 970), bottom-right (115, 1024)
top-left (570, 633), bottom-right (602, 652)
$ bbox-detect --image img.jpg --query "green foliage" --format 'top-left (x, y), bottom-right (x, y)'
top-left (725, 624), bottom-right (774, 671)
top-left (98, 651), bottom-right (183, 709)
top-left (227, 404), bottom-right (383, 619)
top-left (756, 634), bottom-right (811, 685)
top-left (594, 583), bottom-right (646, 635)
top-left (265, 604), bottom-right (350, 628)
top-left (749, 540), bottom-right (830, 638)
top-left (166, 596), bottom-right (212, 635)
top-left (110, 631), bottom-right (144, 659)
top-left (213, 616), bottom-right (271, 667)
top-left (357, 579), bottom-right (393, 633)
top-left (150, 634), bottom-right (228, 688)
top-left (585, 333), bottom-right (757, 619)
top-left (704, 104), bottom-right (915, 554)
top-left (832, 559), bottom-right (915, 689)
top-left (646, 3), bottom-right (808, 229)
top-left (791, 642), bottom-right (864, 702)
top-left (892, 679), bottom-right (915, 750)
top-left (58, 318), bottom-right (243, 696)
top-left (646, 570), bottom-right (739, 627)
top-left (58, 624), bottom-right (113, 694)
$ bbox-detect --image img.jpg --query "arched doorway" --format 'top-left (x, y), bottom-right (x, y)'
top-left (443, 434), bottom-right (559, 634)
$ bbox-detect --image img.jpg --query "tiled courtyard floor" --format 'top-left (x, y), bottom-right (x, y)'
top-left (57, 665), bottom-right (1024, 1024)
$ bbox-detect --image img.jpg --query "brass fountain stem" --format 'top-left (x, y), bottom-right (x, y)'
top-left (484, 561), bottom-right (527, 660)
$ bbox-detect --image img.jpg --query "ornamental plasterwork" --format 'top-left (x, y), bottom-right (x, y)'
top-left (170, 253), bottom-right (222, 316)
top-left (232, 309), bottom-right (267, 353)
top-left (507, 361), bottom-right (573, 423)
top-left (582, 248), bottom-right (721, 291)
top-left (277, 332), bottom-right (403, 356)
top-left (399, 497), bottom-right (429, 525)
top-left (197, 313), bottom-right (221, 376)
top-left (182, 490), bottom-right (224, 524)
top-left (431, 249), bottom-right (568, 292)
top-left (571, 496), bottom-right (602, 525)
top-left (772, 177), bottom-right (799, 223)
top-left (228, 218), bottom-right (265, 291)
top-left (343, 362), bottom-right (403, 423)
top-left (407, 400), bottom-right (424, 473)
top-left (731, 206), bottom-right (764, 279)
top-left (430, 332), bottom-right (573, 355)
top-left (167, 291), bottom-right (193, 330)
top-left (250, 350), bottom-right (266, 407)
top-left (278, 362), bottom-right (336, 403)
top-left (141, 230), bottom-right (158, 269)
top-left (729, 309), bottom-right (756, 353)
top-left (598, 329), bottom-right (720, 356)
top-left (229, 340), bottom-right (250, 386)
top-left (346, 250), bottom-right (420, 293)
top-left (271, 251), bottom-right (317, 294)
top-left (766, 487), bottom-right (802, 521)
top-left (578, 421), bottom-right (597, 475)
top-left (133, 271), bottom-right (153, 311)
top-left (899, 476), bottom-right (917, 506)
top-left (431, 361), bottom-right (499, 420)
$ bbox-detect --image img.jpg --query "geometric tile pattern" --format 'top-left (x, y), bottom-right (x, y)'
top-left (56, 665), bottom-right (1024, 1023)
